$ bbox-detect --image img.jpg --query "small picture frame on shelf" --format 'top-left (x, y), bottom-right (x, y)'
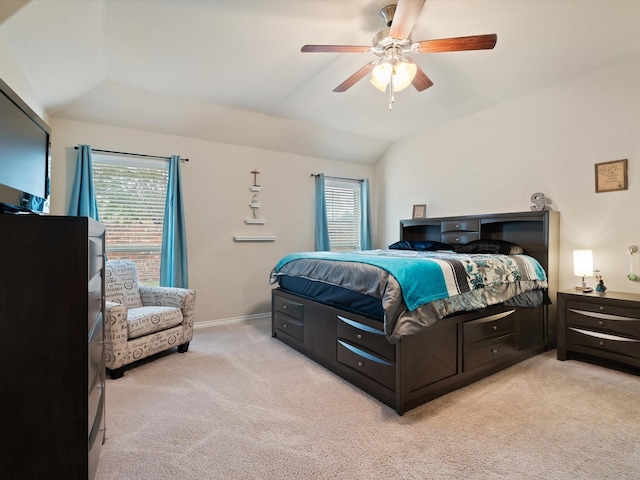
top-left (412, 204), bottom-right (427, 219)
top-left (595, 159), bottom-right (628, 193)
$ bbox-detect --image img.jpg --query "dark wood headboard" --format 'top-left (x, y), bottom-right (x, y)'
top-left (400, 210), bottom-right (560, 344)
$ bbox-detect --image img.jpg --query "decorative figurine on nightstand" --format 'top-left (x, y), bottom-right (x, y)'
top-left (595, 270), bottom-right (607, 292)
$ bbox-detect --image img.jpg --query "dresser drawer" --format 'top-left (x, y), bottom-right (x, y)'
top-left (464, 333), bottom-right (516, 371)
top-left (567, 327), bottom-right (640, 360)
top-left (337, 340), bottom-right (395, 390)
top-left (88, 377), bottom-right (104, 438)
top-left (88, 274), bottom-right (103, 334)
top-left (567, 305), bottom-right (640, 338)
top-left (89, 236), bottom-right (103, 280)
top-left (273, 311), bottom-right (303, 342)
top-left (464, 310), bottom-right (516, 346)
top-left (441, 219), bottom-right (479, 233)
top-left (88, 315), bottom-right (103, 382)
top-left (274, 295), bottom-right (304, 321)
top-left (336, 315), bottom-right (394, 361)
top-left (442, 233), bottom-right (480, 245)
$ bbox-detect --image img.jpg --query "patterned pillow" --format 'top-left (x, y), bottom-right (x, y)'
top-left (105, 261), bottom-right (143, 308)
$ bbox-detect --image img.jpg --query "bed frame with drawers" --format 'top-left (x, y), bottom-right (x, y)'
top-left (271, 210), bottom-right (559, 415)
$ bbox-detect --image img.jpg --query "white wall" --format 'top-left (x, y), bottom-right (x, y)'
top-left (375, 55), bottom-right (640, 295)
top-left (49, 118), bottom-right (374, 323)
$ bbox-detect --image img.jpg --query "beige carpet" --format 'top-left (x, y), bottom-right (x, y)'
top-left (96, 317), bottom-right (640, 480)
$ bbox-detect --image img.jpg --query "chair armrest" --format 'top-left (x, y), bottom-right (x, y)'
top-left (104, 301), bottom-right (129, 348)
top-left (139, 286), bottom-right (196, 326)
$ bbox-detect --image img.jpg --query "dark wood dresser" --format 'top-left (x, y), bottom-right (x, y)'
top-left (0, 214), bottom-right (106, 480)
top-left (557, 290), bottom-right (640, 372)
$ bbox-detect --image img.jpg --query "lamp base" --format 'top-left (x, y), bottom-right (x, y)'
top-left (575, 285), bottom-right (593, 293)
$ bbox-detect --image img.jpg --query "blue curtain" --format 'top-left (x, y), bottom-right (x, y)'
top-left (68, 144), bottom-right (99, 220)
top-left (360, 178), bottom-right (373, 250)
top-left (314, 173), bottom-right (330, 251)
top-left (160, 155), bottom-right (189, 288)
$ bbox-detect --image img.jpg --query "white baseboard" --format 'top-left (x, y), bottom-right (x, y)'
top-left (194, 312), bottom-right (271, 329)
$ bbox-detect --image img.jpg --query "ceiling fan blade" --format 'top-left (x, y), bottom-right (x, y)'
top-left (301, 45), bottom-right (371, 53)
top-left (389, 0), bottom-right (426, 40)
top-left (333, 62), bottom-right (375, 92)
top-left (413, 33), bottom-right (497, 53)
top-left (411, 64), bottom-right (433, 91)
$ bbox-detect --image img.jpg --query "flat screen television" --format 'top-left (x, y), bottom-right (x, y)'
top-left (0, 77), bottom-right (50, 214)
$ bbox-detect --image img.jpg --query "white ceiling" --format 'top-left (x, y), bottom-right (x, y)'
top-left (2, 0), bottom-right (640, 165)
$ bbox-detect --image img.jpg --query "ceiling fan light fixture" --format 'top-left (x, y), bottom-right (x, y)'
top-left (392, 60), bottom-right (417, 91)
top-left (370, 58), bottom-right (417, 93)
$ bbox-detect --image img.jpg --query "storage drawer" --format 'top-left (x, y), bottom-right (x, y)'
top-left (441, 219), bottom-right (479, 233)
top-left (274, 295), bottom-right (304, 321)
top-left (88, 392), bottom-right (104, 480)
top-left (88, 378), bottom-right (104, 438)
top-left (442, 233), bottom-right (480, 245)
top-left (567, 327), bottom-right (640, 360)
top-left (464, 333), bottom-right (516, 371)
top-left (337, 340), bottom-right (395, 390)
top-left (464, 310), bottom-right (516, 346)
top-left (89, 236), bottom-right (103, 279)
top-left (567, 305), bottom-right (640, 338)
top-left (273, 311), bottom-right (303, 342)
top-left (88, 274), bottom-right (103, 334)
top-left (336, 315), bottom-right (394, 361)
top-left (88, 315), bottom-right (103, 382)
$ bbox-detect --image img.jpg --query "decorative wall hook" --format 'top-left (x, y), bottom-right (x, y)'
top-left (628, 245), bottom-right (638, 281)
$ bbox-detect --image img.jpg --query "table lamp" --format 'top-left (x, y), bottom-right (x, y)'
top-left (574, 249), bottom-right (594, 292)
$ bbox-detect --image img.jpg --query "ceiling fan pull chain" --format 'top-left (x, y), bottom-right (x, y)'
top-left (388, 70), bottom-right (395, 110)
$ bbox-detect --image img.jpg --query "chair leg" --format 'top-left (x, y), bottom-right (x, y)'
top-left (177, 342), bottom-right (190, 353)
top-left (108, 367), bottom-right (125, 379)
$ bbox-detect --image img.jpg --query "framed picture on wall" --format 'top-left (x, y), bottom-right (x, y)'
top-left (595, 159), bottom-right (628, 193)
top-left (412, 204), bottom-right (427, 219)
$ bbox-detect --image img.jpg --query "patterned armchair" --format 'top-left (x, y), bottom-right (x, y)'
top-left (104, 260), bottom-right (195, 379)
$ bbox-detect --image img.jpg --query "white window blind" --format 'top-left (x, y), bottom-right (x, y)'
top-left (325, 177), bottom-right (361, 252)
top-left (93, 155), bottom-right (168, 285)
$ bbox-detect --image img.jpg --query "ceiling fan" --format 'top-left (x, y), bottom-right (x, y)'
top-left (301, 0), bottom-right (497, 109)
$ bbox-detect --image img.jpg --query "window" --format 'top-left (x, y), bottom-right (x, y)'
top-left (324, 177), bottom-right (361, 252)
top-left (93, 154), bottom-right (168, 284)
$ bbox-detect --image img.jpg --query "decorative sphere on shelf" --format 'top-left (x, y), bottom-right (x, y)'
top-left (628, 273), bottom-right (638, 281)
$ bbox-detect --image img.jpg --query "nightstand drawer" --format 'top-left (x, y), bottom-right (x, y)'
top-left (464, 310), bottom-right (516, 346)
top-left (336, 314), bottom-right (394, 361)
top-left (567, 327), bottom-right (640, 360)
top-left (273, 311), bottom-right (303, 342)
top-left (441, 220), bottom-right (479, 232)
top-left (274, 295), bottom-right (304, 321)
top-left (464, 333), bottom-right (516, 371)
top-left (567, 306), bottom-right (640, 338)
top-left (337, 340), bottom-right (395, 390)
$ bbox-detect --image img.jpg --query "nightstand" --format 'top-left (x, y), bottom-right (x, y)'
top-left (557, 290), bottom-right (640, 372)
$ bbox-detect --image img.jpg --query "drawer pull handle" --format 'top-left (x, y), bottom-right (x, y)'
top-left (283, 305), bottom-right (287, 309)
top-left (283, 324), bottom-right (288, 328)
top-left (492, 349), bottom-right (498, 354)
top-left (357, 361), bottom-right (363, 367)
top-left (357, 334), bottom-right (362, 339)
top-left (455, 237), bottom-right (460, 242)
top-left (598, 320), bottom-right (604, 326)
top-left (455, 224), bottom-right (460, 228)
top-left (599, 306), bottom-right (604, 311)
top-left (599, 341), bottom-right (604, 346)
top-left (492, 325), bottom-right (498, 331)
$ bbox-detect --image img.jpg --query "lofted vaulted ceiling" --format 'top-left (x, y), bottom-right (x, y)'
top-left (2, 0), bottom-right (640, 164)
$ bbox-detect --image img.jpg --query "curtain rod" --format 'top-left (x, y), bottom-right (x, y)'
top-left (74, 146), bottom-right (189, 162)
top-left (310, 173), bottom-right (363, 182)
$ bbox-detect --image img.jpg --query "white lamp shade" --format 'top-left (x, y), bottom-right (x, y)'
top-left (573, 250), bottom-right (594, 277)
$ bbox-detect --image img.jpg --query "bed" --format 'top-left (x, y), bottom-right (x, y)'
top-left (270, 210), bottom-right (559, 414)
